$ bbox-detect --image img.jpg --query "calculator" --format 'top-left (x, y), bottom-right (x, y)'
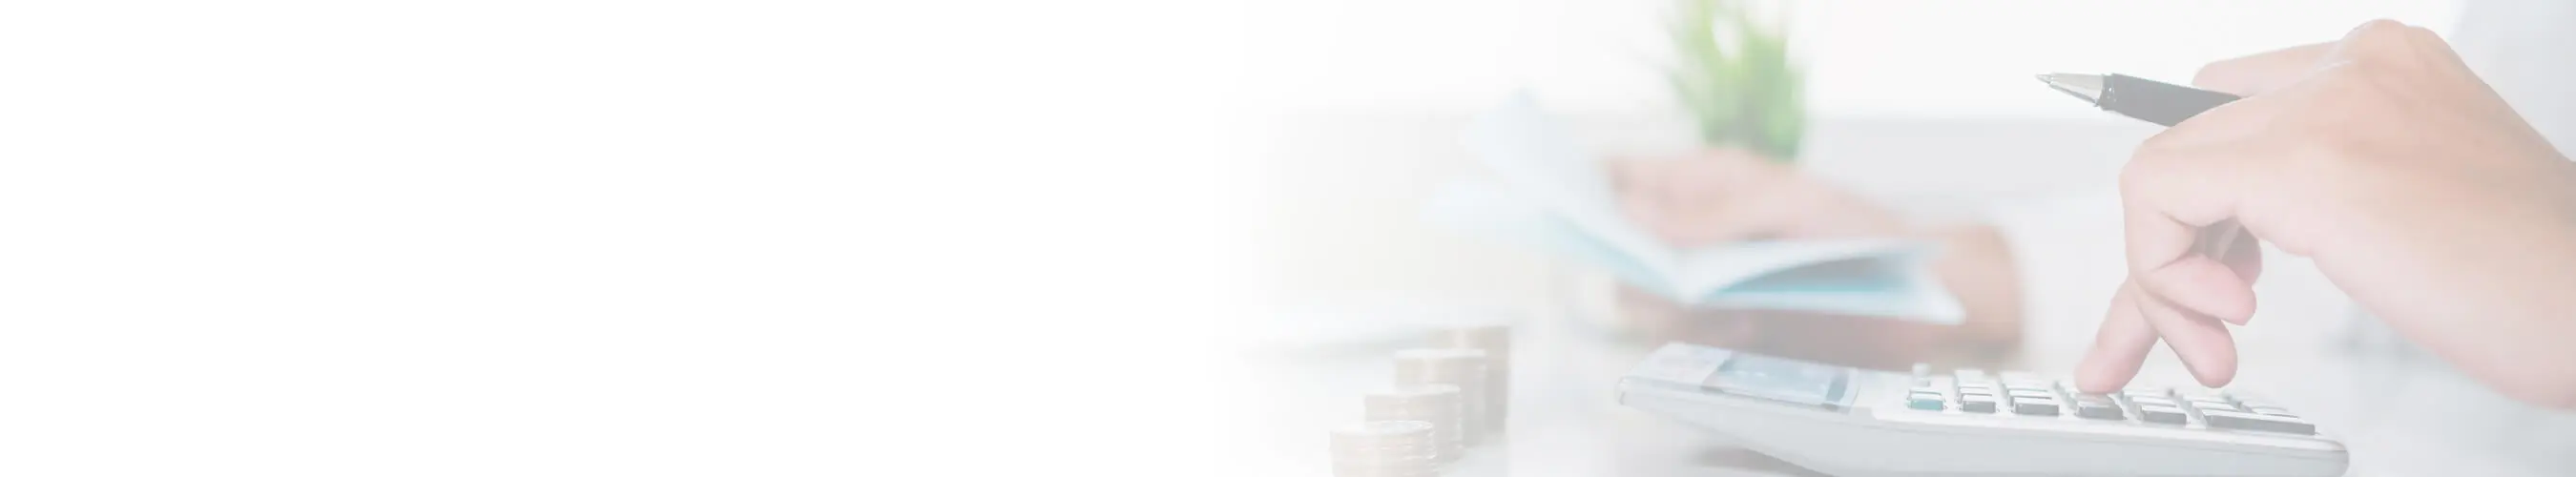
top-left (1616, 342), bottom-right (2346, 477)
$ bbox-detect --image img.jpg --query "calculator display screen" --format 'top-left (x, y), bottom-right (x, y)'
top-left (1704, 353), bottom-right (1851, 406)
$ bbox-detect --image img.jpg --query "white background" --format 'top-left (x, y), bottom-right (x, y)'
top-left (0, 1), bottom-right (1241, 475)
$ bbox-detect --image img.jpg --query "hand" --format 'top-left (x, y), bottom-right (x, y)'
top-left (1607, 149), bottom-right (2021, 366)
top-left (2076, 20), bottom-right (2576, 406)
top-left (1608, 149), bottom-right (1903, 246)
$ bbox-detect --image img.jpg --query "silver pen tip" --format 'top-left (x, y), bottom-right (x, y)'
top-left (2036, 73), bottom-right (2106, 103)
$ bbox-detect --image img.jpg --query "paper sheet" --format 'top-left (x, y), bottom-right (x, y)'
top-left (1428, 94), bottom-right (1964, 323)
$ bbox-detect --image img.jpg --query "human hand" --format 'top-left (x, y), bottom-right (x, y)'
top-left (1606, 150), bottom-right (2021, 366)
top-left (2075, 20), bottom-right (2576, 405)
top-left (1607, 148), bottom-right (1903, 246)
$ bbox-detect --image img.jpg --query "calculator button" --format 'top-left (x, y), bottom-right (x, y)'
top-left (1960, 395), bottom-right (1998, 413)
top-left (2183, 396), bottom-right (2236, 410)
top-left (2075, 402), bottom-right (2124, 420)
top-left (1906, 393), bottom-right (1945, 411)
top-left (2012, 400), bottom-right (2061, 416)
top-left (2071, 394), bottom-right (2115, 404)
top-left (2188, 403), bottom-right (2243, 414)
top-left (2123, 386), bottom-right (2171, 397)
top-left (2006, 389), bottom-right (2056, 400)
top-left (2248, 405), bottom-right (2296, 417)
top-left (2202, 409), bottom-right (2316, 434)
top-left (2128, 395), bottom-right (2177, 406)
top-left (2137, 404), bottom-right (2188, 425)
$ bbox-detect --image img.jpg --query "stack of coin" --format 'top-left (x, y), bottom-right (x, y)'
top-left (1391, 348), bottom-right (1488, 444)
top-left (1429, 324), bottom-right (1510, 436)
top-left (1328, 421), bottom-right (1438, 477)
top-left (1361, 384), bottom-right (1465, 463)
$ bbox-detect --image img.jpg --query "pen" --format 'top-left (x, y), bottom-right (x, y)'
top-left (2035, 73), bottom-right (2242, 127)
top-left (2034, 73), bottom-right (2248, 259)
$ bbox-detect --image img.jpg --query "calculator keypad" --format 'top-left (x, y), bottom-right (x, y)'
top-left (1909, 367), bottom-right (2317, 435)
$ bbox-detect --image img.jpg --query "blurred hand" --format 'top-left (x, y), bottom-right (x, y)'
top-left (2076, 20), bottom-right (2576, 406)
top-left (1608, 149), bottom-right (1904, 246)
top-left (1605, 149), bottom-right (2012, 367)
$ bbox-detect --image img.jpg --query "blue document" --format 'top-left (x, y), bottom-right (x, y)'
top-left (1425, 95), bottom-right (1964, 323)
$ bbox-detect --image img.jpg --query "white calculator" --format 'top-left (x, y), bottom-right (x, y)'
top-left (1617, 342), bottom-right (2346, 477)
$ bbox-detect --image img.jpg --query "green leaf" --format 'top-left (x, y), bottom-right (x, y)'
top-left (1663, 0), bottom-right (1804, 161)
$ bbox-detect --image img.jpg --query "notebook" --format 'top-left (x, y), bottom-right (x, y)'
top-left (1423, 94), bottom-right (1963, 323)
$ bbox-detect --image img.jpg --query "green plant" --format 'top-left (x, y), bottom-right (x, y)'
top-left (1668, 0), bottom-right (1804, 161)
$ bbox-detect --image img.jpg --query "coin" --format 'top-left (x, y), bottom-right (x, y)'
top-left (1361, 384), bottom-right (1464, 462)
top-left (1329, 420), bottom-right (1433, 441)
top-left (1328, 420), bottom-right (1439, 477)
top-left (1429, 324), bottom-right (1510, 436)
top-left (1391, 348), bottom-right (1488, 444)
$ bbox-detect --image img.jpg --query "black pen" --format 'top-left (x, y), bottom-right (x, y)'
top-left (2035, 73), bottom-right (2248, 256)
top-left (2036, 73), bottom-right (2241, 127)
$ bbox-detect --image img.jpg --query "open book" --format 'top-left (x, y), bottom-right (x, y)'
top-left (1424, 95), bottom-right (1964, 323)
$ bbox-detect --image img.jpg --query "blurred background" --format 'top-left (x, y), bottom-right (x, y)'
top-left (1242, 0), bottom-right (2457, 318)
top-left (1224, 1), bottom-right (2474, 476)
